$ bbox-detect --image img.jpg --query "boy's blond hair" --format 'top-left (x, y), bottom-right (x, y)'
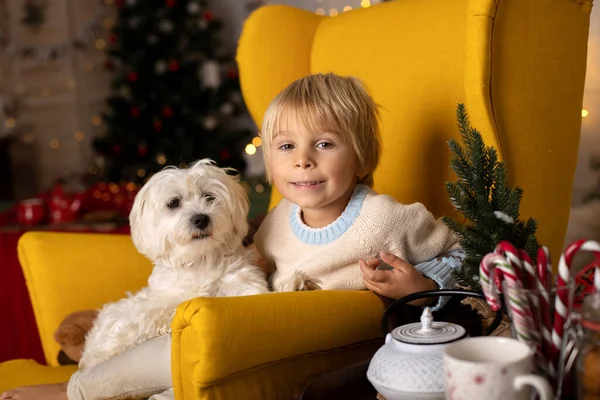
top-left (260, 73), bottom-right (381, 188)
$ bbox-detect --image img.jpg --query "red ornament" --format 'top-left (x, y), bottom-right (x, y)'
top-left (153, 119), bottom-right (163, 131)
top-left (161, 106), bottom-right (173, 118)
top-left (220, 149), bottom-right (230, 160)
top-left (112, 144), bottom-right (122, 154)
top-left (226, 68), bottom-right (238, 79)
top-left (137, 144), bottom-right (148, 156)
top-left (130, 106), bottom-right (140, 117)
top-left (127, 71), bottom-right (138, 81)
top-left (108, 34), bottom-right (118, 44)
top-left (168, 61), bottom-right (179, 72)
top-left (203, 10), bottom-right (213, 21)
top-left (165, 0), bottom-right (176, 7)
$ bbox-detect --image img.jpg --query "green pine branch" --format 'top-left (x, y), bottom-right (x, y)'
top-left (443, 104), bottom-right (540, 291)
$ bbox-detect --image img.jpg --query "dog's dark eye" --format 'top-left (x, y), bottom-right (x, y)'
top-left (204, 194), bottom-right (216, 204)
top-left (167, 198), bottom-right (180, 209)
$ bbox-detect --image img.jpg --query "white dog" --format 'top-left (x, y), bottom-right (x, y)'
top-left (79, 159), bottom-right (270, 369)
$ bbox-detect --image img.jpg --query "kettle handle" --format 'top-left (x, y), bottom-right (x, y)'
top-left (380, 289), bottom-right (504, 336)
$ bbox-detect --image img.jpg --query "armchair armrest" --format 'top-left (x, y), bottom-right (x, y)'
top-left (171, 290), bottom-right (384, 396)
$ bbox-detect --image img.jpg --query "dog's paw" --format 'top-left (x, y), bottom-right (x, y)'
top-left (276, 271), bottom-right (322, 292)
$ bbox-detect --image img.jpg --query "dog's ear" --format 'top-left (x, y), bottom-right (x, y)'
top-left (129, 179), bottom-right (166, 260)
top-left (226, 174), bottom-right (250, 240)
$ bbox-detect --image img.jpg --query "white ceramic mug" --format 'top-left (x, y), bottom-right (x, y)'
top-left (443, 337), bottom-right (553, 400)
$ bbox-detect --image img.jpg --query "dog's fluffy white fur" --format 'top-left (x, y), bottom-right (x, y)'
top-left (79, 159), bottom-right (270, 369)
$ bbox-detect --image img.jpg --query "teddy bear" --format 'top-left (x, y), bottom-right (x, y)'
top-left (54, 309), bottom-right (98, 365)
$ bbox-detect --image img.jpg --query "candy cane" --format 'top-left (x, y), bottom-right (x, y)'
top-left (553, 240), bottom-right (600, 375)
top-left (536, 246), bottom-right (554, 376)
top-left (480, 253), bottom-right (508, 311)
top-left (480, 253), bottom-right (536, 344)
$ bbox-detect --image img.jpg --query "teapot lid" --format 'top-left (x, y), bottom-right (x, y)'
top-left (390, 307), bottom-right (467, 345)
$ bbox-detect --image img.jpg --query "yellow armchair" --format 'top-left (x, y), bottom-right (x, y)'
top-left (0, 0), bottom-right (592, 399)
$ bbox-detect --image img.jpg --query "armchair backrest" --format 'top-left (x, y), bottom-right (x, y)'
top-left (236, 0), bottom-right (592, 258)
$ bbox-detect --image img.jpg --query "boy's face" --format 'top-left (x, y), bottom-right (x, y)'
top-left (269, 113), bottom-right (365, 227)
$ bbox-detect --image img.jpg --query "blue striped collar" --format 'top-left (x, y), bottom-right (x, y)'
top-left (289, 184), bottom-right (369, 245)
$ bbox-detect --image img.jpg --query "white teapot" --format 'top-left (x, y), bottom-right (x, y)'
top-left (367, 307), bottom-right (467, 399)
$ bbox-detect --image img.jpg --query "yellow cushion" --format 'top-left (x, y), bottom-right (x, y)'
top-left (18, 232), bottom-right (152, 366)
top-left (0, 360), bottom-right (77, 392)
top-left (237, 0), bottom-right (592, 262)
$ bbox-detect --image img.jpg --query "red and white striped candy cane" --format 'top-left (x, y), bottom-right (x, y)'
top-left (553, 240), bottom-right (600, 374)
top-left (536, 246), bottom-right (554, 376)
top-left (480, 253), bottom-right (535, 344)
top-left (480, 253), bottom-right (508, 311)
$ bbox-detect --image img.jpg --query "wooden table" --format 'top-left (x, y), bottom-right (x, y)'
top-left (299, 359), bottom-right (378, 400)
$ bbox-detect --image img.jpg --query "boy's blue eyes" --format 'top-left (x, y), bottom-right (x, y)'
top-left (277, 142), bottom-right (334, 151)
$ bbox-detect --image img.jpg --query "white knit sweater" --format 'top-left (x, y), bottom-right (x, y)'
top-left (254, 185), bottom-right (462, 306)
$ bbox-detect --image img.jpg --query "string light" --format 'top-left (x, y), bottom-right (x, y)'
top-left (101, 192), bottom-right (111, 202)
top-left (95, 39), bottom-right (106, 50)
top-left (137, 169), bottom-right (146, 178)
top-left (255, 184), bottom-right (265, 194)
top-left (582, 109), bottom-right (589, 117)
top-left (361, 0), bottom-right (371, 7)
top-left (88, 166), bottom-right (98, 175)
top-left (91, 115), bottom-right (102, 126)
top-left (93, 190), bottom-right (102, 199)
top-left (109, 183), bottom-right (120, 194)
top-left (251, 136), bottom-right (262, 147)
top-left (315, 8), bottom-right (325, 15)
top-left (157, 154), bottom-right (167, 165)
top-left (343, 6), bottom-right (352, 11)
top-left (329, 8), bottom-right (338, 16)
top-left (245, 144), bottom-right (257, 155)
top-left (126, 182), bottom-right (136, 191)
top-left (49, 139), bottom-right (60, 149)
top-left (74, 131), bottom-right (85, 141)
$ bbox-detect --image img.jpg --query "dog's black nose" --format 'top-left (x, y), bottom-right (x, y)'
top-left (191, 214), bottom-right (210, 230)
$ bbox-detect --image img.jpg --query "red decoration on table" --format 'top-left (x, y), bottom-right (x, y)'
top-left (48, 183), bottom-right (84, 225)
top-left (16, 198), bottom-right (46, 226)
top-left (168, 61), bottom-right (179, 72)
top-left (127, 71), bottom-right (138, 82)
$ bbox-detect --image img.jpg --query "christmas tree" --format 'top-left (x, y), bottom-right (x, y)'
top-left (93, 0), bottom-right (251, 184)
top-left (442, 104), bottom-right (539, 290)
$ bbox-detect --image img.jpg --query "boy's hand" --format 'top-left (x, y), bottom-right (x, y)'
top-left (359, 251), bottom-right (438, 306)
